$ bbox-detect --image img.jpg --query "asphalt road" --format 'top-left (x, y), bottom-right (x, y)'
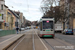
top-left (55, 33), bottom-right (75, 45)
top-left (7, 29), bottom-right (75, 50)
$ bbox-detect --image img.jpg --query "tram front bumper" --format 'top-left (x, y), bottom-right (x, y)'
top-left (39, 34), bottom-right (54, 37)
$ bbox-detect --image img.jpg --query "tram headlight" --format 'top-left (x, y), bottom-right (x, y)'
top-left (43, 30), bottom-right (45, 31)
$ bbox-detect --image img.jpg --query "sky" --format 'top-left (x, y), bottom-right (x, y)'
top-left (5, 0), bottom-right (43, 21)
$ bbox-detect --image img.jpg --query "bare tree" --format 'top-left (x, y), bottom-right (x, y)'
top-left (40, 0), bottom-right (62, 23)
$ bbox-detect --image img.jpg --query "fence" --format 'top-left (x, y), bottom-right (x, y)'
top-left (0, 30), bottom-right (16, 37)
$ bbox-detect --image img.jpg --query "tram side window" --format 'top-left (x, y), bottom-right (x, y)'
top-left (40, 22), bottom-right (42, 31)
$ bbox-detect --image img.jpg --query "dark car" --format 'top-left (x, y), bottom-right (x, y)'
top-left (62, 29), bottom-right (73, 35)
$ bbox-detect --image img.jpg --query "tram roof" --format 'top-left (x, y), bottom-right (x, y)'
top-left (42, 17), bottom-right (53, 18)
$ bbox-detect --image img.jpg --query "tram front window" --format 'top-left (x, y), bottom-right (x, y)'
top-left (43, 21), bottom-right (53, 29)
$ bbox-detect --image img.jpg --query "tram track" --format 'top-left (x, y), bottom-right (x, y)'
top-left (12, 35), bottom-right (26, 50)
top-left (13, 31), bottom-right (35, 50)
top-left (7, 30), bottom-right (34, 50)
top-left (43, 39), bottom-right (55, 50)
top-left (32, 32), bottom-right (35, 50)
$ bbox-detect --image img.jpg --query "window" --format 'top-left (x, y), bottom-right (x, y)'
top-left (2, 14), bottom-right (3, 19)
top-left (1, 5), bottom-right (3, 10)
top-left (43, 21), bottom-right (53, 29)
top-left (40, 22), bottom-right (42, 31)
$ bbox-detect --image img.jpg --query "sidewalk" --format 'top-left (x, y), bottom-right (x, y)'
top-left (0, 34), bottom-right (25, 50)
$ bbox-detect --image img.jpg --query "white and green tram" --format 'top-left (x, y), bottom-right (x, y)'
top-left (38, 17), bottom-right (55, 38)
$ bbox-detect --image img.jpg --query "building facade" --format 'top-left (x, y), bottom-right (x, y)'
top-left (0, 0), bottom-right (6, 30)
top-left (8, 9), bottom-right (20, 29)
top-left (5, 9), bottom-right (14, 30)
top-left (14, 11), bottom-right (25, 28)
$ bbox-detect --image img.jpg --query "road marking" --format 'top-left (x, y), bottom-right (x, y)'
top-left (13, 35), bottom-right (26, 50)
top-left (0, 35), bottom-right (18, 45)
top-left (33, 33), bottom-right (35, 50)
top-left (35, 31), bottom-right (48, 50)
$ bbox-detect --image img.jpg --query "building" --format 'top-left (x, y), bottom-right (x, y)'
top-left (14, 11), bottom-right (25, 28)
top-left (69, 0), bottom-right (75, 29)
top-left (8, 9), bottom-right (20, 29)
top-left (22, 16), bottom-right (26, 27)
top-left (5, 9), bottom-right (14, 30)
top-left (0, 0), bottom-right (6, 30)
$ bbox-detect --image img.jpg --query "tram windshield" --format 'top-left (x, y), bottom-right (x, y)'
top-left (43, 21), bottom-right (53, 29)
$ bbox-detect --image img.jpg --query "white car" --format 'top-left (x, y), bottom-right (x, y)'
top-left (25, 27), bottom-right (27, 30)
top-left (27, 27), bottom-right (30, 29)
top-left (21, 28), bottom-right (25, 31)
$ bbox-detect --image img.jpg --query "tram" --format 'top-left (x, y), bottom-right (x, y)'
top-left (38, 17), bottom-right (55, 38)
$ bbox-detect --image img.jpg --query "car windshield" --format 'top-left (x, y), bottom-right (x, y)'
top-left (65, 29), bottom-right (72, 31)
top-left (68, 29), bottom-right (72, 31)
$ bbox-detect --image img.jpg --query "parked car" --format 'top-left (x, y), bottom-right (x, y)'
top-left (27, 27), bottom-right (30, 29)
top-left (62, 29), bottom-right (73, 35)
top-left (25, 27), bottom-right (27, 30)
top-left (20, 28), bottom-right (25, 31)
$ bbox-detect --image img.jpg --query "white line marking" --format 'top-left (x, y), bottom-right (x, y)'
top-left (13, 35), bottom-right (26, 50)
top-left (35, 31), bottom-right (48, 50)
top-left (33, 33), bottom-right (35, 50)
top-left (0, 35), bottom-right (18, 45)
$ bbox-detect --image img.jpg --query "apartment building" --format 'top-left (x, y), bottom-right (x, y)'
top-left (8, 9), bottom-right (20, 29)
top-left (5, 9), bottom-right (14, 30)
top-left (0, 0), bottom-right (5, 30)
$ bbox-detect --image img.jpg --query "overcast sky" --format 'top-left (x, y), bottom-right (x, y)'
top-left (5, 0), bottom-right (43, 21)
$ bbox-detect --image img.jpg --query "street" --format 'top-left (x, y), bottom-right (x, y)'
top-left (6, 29), bottom-right (75, 50)
top-left (55, 33), bottom-right (75, 45)
top-left (0, 0), bottom-right (75, 50)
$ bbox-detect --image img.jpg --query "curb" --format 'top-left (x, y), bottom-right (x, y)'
top-left (3, 34), bottom-right (25, 50)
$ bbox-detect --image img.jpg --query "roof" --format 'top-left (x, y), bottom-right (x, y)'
top-left (42, 17), bottom-right (53, 18)
top-left (4, 5), bottom-right (8, 8)
top-left (14, 11), bottom-right (20, 16)
top-left (8, 9), bottom-right (19, 19)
